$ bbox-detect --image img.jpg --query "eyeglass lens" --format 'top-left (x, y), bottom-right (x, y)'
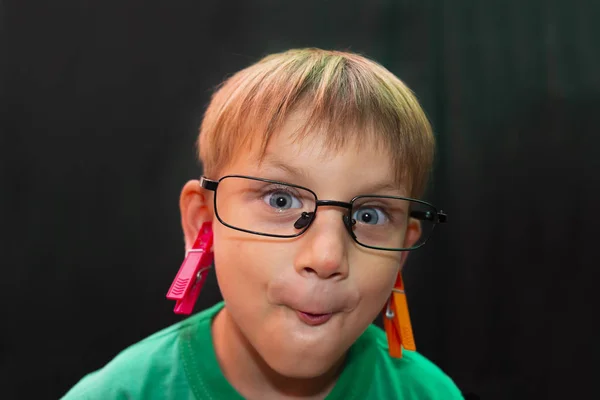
top-left (214, 176), bottom-right (436, 250)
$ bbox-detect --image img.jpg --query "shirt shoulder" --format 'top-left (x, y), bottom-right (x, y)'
top-left (61, 305), bottom-right (219, 400)
top-left (364, 325), bottom-right (464, 399)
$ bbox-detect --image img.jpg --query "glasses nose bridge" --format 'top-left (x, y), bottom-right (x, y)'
top-left (315, 199), bottom-right (353, 211)
top-left (306, 199), bottom-right (355, 235)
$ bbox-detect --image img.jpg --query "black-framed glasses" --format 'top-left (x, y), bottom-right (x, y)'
top-left (200, 175), bottom-right (447, 251)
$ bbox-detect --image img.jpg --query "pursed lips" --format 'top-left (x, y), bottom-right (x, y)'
top-left (294, 309), bottom-right (334, 326)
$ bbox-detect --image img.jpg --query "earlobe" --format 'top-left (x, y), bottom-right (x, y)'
top-left (180, 180), bottom-right (212, 251)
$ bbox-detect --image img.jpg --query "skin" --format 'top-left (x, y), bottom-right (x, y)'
top-left (179, 113), bottom-right (421, 400)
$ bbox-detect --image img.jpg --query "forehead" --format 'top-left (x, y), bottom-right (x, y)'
top-left (232, 113), bottom-right (408, 196)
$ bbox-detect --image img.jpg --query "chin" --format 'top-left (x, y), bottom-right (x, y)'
top-left (257, 340), bottom-right (344, 379)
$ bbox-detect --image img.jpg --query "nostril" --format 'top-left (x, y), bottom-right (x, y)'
top-left (303, 267), bottom-right (317, 275)
top-left (303, 267), bottom-right (342, 279)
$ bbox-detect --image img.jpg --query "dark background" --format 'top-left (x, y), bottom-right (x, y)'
top-left (1, 1), bottom-right (599, 399)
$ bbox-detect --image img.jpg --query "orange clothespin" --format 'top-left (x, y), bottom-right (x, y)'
top-left (384, 274), bottom-right (416, 358)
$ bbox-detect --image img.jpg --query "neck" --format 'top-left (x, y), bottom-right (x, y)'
top-left (211, 307), bottom-right (343, 400)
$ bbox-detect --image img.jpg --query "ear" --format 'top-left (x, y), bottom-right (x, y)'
top-left (180, 180), bottom-right (213, 252)
top-left (399, 218), bottom-right (422, 267)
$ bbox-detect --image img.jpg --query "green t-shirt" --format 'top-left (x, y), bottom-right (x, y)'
top-left (62, 302), bottom-right (463, 399)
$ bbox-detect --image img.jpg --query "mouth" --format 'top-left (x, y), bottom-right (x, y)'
top-left (295, 310), bottom-right (334, 326)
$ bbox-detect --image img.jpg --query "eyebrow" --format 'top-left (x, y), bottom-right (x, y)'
top-left (259, 155), bottom-right (311, 180)
top-left (360, 181), bottom-right (406, 196)
top-left (259, 154), bottom-right (407, 196)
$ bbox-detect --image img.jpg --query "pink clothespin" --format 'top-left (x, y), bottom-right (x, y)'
top-left (166, 222), bottom-right (214, 315)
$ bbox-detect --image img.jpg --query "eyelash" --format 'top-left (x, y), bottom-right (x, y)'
top-left (261, 185), bottom-right (301, 198)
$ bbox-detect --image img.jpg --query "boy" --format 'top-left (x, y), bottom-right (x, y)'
top-left (63, 48), bottom-right (463, 399)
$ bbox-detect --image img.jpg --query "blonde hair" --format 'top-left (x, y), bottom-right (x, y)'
top-left (198, 48), bottom-right (434, 198)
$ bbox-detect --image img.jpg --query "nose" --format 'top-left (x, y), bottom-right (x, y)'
top-left (293, 208), bottom-right (350, 280)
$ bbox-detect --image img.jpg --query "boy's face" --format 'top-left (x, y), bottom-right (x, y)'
top-left (184, 113), bottom-right (420, 378)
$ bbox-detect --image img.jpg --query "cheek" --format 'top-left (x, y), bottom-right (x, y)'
top-left (351, 253), bottom-right (400, 321)
top-left (213, 232), bottom-right (255, 299)
top-left (212, 226), bottom-right (285, 314)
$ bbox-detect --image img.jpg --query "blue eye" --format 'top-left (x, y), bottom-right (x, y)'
top-left (264, 190), bottom-right (303, 210)
top-left (353, 207), bottom-right (388, 225)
